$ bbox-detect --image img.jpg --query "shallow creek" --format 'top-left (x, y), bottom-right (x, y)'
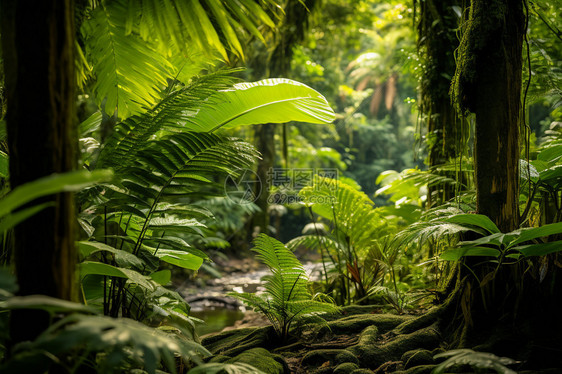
top-left (177, 262), bottom-right (322, 336)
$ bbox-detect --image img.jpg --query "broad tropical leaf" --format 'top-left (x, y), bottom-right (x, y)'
top-left (0, 170), bottom-right (113, 219)
top-left (79, 261), bottom-right (155, 291)
top-left (185, 79), bottom-right (336, 132)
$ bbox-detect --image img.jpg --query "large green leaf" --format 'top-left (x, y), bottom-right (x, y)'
top-left (79, 261), bottom-right (154, 291)
top-left (0, 170), bottom-right (113, 218)
top-left (185, 79), bottom-right (336, 132)
top-left (79, 111), bottom-right (103, 136)
top-left (0, 203), bottom-right (54, 234)
top-left (444, 214), bottom-right (500, 235)
top-left (513, 241), bottom-right (562, 257)
top-left (440, 246), bottom-right (501, 261)
top-left (0, 295), bottom-right (96, 315)
top-left (155, 249), bottom-right (204, 270)
top-left (509, 221), bottom-right (562, 246)
top-left (77, 241), bottom-right (144, 269)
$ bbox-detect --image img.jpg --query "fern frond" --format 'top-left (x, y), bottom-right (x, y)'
top-left (95, 70), bottom-right (240, 169)
top-left (82, 0), bottom-right (173, 117)
top-left (228, 235), bottom-right (340, 339)
top-left (132, 0), bottom-right (276, 61)
top-left (100, 132), bottom-right (258, 260)
top-left (299, 176), bottom-right (384, 254)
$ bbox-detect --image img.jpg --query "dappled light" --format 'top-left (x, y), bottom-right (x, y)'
top-left (0, 0), bottom-right (561, 373)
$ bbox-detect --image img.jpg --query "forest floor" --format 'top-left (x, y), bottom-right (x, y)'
top-left (189, 257), bottom-right (561, 373)
top-left (200, 304), bottom-right (442, 374)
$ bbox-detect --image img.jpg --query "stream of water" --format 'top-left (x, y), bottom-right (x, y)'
top-left (178, 262), bottom-right (322, 336)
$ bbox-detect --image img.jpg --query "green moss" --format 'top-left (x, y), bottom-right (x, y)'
top-left (350, 370), bottom-right (374, 374)
top-left (450, 0), bottom-right (509, 114)
top-left (302, 349), bottom-right (359, 368)
top-left (318, 314), bottom-right (412, 338)
top-left (225, 347), bottom-right (288, 374)
top-left (357, 326), bottom-right (378, 345)
top-left (394, 364), bottom-right (437, 374)
top-left (401, 349), bottom-right (435, 369)
top-left (348, 324), bottom-right (441, 369)
top-left (202, 326), bottom-right (274, 357)
top-left (333, 362), bottom-right (360, 374)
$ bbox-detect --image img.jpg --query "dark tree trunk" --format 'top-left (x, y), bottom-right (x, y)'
top-left (443, 0), bottom-right (562, 359)
top-left (418, 0), bottom-right (462, 207)
top-left (452, 0), bottom-right (524, 232)
top-left (252, 123), bottom-right (276, 234)
top-left (1, 0), bottom-right (77, 342)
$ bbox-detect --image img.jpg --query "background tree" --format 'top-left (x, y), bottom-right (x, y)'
top-left (417, 0), bottom-right (462, 207)
top-left (448, 0), bottom-right (553, 350)
top-left (248, 0), bottom-right (319, 236)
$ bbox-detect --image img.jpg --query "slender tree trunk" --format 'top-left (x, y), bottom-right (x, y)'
top-left (1, 0), bottom-right (77, 342)
top-left (250, 0), bottom-right (318, 236)
top-left (418, 0), bottom-right (461, 207)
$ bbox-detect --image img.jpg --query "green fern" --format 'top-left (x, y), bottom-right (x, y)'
top-left (94, 70), bottom-right (241, 170)
top-left (82, 0), bottom-right (174, 117)
top-left (432, 349), bottom-right (518, 374)
top-left (228, 234), bottom-right (339, 340)
top-left (288, 176), bottom-right (388, 303)
top-left (2, 312), bottom-right (208, 374)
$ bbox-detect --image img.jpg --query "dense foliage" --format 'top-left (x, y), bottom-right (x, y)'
top-left (0, 0), bottom-right (561, 373)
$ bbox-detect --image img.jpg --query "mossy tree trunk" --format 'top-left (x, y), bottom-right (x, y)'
top-left (418, 0), bottom-right (462, 207)
top-left (446, 0), bottom-right (534, 346)
top-left (1, 0), bottom-right (77, 343)
top-left (452, 0), bottom-right (524, 232)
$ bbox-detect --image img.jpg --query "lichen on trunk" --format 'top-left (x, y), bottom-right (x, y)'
top-left (451, 0), bottom-right (524, 232)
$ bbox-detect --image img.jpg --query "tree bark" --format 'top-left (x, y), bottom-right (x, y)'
top-left (418, 0), bottom-right (461, 207)
top-left (446, 0), bottom-right (531, 350)
top-left (452, 0), bottom-right (524, 232)
top-left (1, 0), bottom-right (77, 342)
